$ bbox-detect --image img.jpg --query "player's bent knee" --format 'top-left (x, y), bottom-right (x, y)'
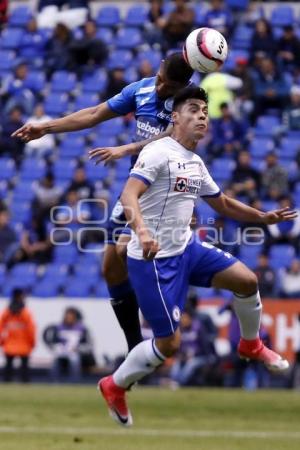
top-left (238, 272), bottom-right (258, 296)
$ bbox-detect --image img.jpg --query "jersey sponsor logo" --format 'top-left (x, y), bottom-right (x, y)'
top-left (174, 177), bottom-right (202, 194)
top-left (136, 119), bottom-right (162, 136)
top-left (157, 110), bottom-right (172, 121)
top-left (137, 86), bottom-right (156, 94)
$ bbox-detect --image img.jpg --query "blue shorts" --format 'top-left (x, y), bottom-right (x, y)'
top-left (127, 238), bottom-right (237, 338)
top-left (106, 199), bottom-right (131, 245)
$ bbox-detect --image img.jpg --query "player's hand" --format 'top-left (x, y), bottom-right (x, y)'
top-left (11, 123), bottom-right (46, 142)
top-left (88, 145), bottom-right (130, 165)
top-left (139, 230), bottom-right (160, 260)
top-left (263, 207), bottom-right (298, 225)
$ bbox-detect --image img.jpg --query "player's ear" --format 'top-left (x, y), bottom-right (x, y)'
top-left (172, 111), bottom-right (179, 123)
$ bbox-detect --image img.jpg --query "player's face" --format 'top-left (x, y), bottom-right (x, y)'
top-left (173, 99), bottom-right (209, 139)
top-left (155, 65), bottom-right (186, 99)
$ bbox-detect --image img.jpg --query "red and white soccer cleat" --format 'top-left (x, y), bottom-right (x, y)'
top-left (238, 338), bottom-right (289, 373)
top-left (98, 376), bottom-right (133, 427)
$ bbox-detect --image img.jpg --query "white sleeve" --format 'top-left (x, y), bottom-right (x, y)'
top-left (130, 143), bottom-right (168, 185)
top-left (199, 161), bottom-right (221, 198)
top-left (225, 74), bottom-right (243, 90)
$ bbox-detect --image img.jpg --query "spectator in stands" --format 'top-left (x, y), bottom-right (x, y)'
top-left (70, 20), bottom-right (108, 75)
top-left (203, 0), bottom-right (233, 38)
top-left (45, 306), bottom-right (95, 382)
top-left (160, 0), bottom-right (195, 51)
top-left (231, 150), bottom-right (261, 201)
top-left (68, 166), bottom-right (94, 200)
top-left (138, 60), bottom-right (155, 79)
top-left (144, 0), bottom-right (164, 47)
top-left (266, 196), bottom-right (300, 252)
top-left (277, 25), bottom-right (300, 74)
top-left (282, 85), bottom-right (300, 132)
top-left (254, 254), bottom-right (278, 298)
top-left (13, 215), bottom-right (52, 265)
top-left (0, 106), bottom-right (25, 165)
top-left (0, 206), bottom-right (19, 266)
top-left (250, 19), bottom-right (276, 63)
top-left (229, 57), bottom-right (255, 122)
top-left (252, 58), bottom-right (289, 117)
top-left (0, 0), bottom-right (7, 28)
top-left (45, 23), bottom-right (73, 77)
top-left (169, 309), bottom-right (217, 386)
top-left (25, 105), bottom-right (55, 157)
top-left (22, 17), bottom-right (48, 60)
top-left (279, 259), bottom-right (300, 298)
top-left (261, 152), bottom-right (289, 200)
top-left (0, 288), bottom-right (36, 382)
top-left (2, 62), bottom-right (35, 116)
top-left (200, 72), bottom-right (242, 119)
top-left (54, 188), bottom-right (92, 246)
top-left (210, 102), bottom-right (248, 158)
top-left (103, 68), bottom-right (127, 100)
top-left (32, 172), bottom-right (63, 224)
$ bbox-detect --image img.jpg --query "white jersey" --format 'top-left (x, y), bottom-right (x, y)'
top-left (127, 136), bottom-right (220, 259)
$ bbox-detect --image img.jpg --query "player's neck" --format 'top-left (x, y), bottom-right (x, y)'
top-left (170, 132), bottom-right (198, 152)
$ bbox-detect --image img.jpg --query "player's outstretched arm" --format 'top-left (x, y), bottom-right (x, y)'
top-left (121, 177), bottom-right (160, 260)
top-left (11, 102), bottom-right (118, 142)
top-left (88, 125), bottom-right (173, 165)
top-left (205, 193), bottom-right (298, 224)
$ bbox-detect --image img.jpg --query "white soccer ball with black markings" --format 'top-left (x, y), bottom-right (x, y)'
top-left (183, 27), bottom-right (228, 73)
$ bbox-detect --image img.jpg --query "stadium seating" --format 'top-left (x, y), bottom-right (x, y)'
top-left (115, 28), bottom-right (142, 50)
top-left (95, 6), bottom-right (120, 28)
top-left (8, 5), bottom-right (33, 27)
top-left (124, 5), bottom-right (148, 28)
top-left (0, 158), bottom-right (16, 181)
top-left (270, 6), bottom-right (295, 28)
top-left (50, 71), bottom-right (77, 93)
top-left (44, 93), bottom-right (69, 116)
top-left (0, 28), bottom-right (24, 50)
top-left (269, 244), bottom-right (296, 270)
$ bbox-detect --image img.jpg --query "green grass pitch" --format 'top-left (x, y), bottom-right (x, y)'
top-left (0, 384), bottom-right (299, 450)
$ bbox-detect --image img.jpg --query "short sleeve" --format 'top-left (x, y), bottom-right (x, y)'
top-left (107, 81), bottom-right (139, 115)
top-left (199, 162), bottom-right (221, 198)
top-left (130, 143), bottom-right (167, 186)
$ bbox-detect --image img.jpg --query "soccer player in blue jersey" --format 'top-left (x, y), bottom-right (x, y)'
top-left (12, 53), bottom-right (194, 352)
top-left (99, 86), bottom-right (297, 427)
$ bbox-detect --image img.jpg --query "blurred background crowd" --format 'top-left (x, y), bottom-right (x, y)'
top-left (0, 0), bottom-right (299, 388)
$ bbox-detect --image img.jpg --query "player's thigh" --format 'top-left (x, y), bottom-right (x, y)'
top-left (102, 243), bottom-right (128, 286)
top-left (211, 260), bottom-right (258, 296)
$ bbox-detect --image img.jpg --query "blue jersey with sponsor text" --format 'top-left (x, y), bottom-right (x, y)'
top-left (107, 76), bottom-right (174, 166)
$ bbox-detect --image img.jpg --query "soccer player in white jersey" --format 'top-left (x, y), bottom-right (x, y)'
top-left (99, 86), bottom-right (298, 427)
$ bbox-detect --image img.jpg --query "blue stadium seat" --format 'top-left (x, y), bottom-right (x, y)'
top-left (96, 27), bottom-right (114, 46)
top-left (94, 280), bottom-right (110, 298)
top-left (209, 158), bottom-right (236, 182)
top-left (278, 138), bottom-right (300, 160)
top-left (81, 70), bottom-right (107, 94)
top-left (269, 244), bottom-right (295, 270)
top-left (85, 163), bottom-right (109, 182)
top-left (44, 93), bottom-right (69, 116)
top-left (10, 201), bottom-right (31, 223)
top-left (222, 49), bottom-right (249, 71)
top-left (254, 116), bottom-right (281, 137)
top-left (95, 6), bottom-right (120, 28)
top-left (249, 138), bottom-right (275, 159)
top-left (115, 28), bottom-right (142, 50)
top-left (53, 244), bottom-right (79, 264)
top-left (270, 6), bottom-right (295, 28)
top-left (8, 6), bottom-right (33, 27)
top-left (239, 245), bottom-right (263, 269)
top-left (137, 50), bottom-right (162, 71)
top-left (24, 71), bottom-right (46, 93)
top-left (40, 263), bottom-right (69, 285)
top-left (13, 181), bottom-right (35, 202)
top-left (226, 0), bottom-right (249, 10)
top-left (53, 159), bottom-right (77, 181)
top-left (19, 158), bottom-right (46, 180)
top-left (96, 118), bottom-right (125, 136)
top-left (0, 50), bottom-right (16, 73)
top-left (124, 5), bottom-right (148, 27)
top-left (0, 28), bottom-right (24, 49)
top-left (124, 67), bottom-right (138, 84)
top-left (73, 93), bottom-right (99, 110)
top-left (0, 158), bottom-right (16, 180)
top-left (261, 200), bottom-right (278, 212)
top-left (64, 278), bottom-right (92, 297)
top-left (9, 263), bottom-right (37, 288)
top-left (59, 136), bottom-right (85, 159)
top-left (90, 136), bottom-right (118, 148)
top-left (107, 50), bottom-right (133, 70)
top-left (194, 287), bottom-right (216, 299)
top-left (278, 160), bottom-right (298, 181)
top-left (0, 264), bottom-right (6, 287)
top-left (231, 25), bottom-right (253, 50)
top-left (50, 71), bottom-right (77, 93)
top-left (194, 200), bottom-right (218, 223)
top-left (32, 280), bottom-right (61, 297)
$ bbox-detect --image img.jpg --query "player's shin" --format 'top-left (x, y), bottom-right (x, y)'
top-left (109, 280), bottom-right (143, 351)
top-left (113, 339), bottom-right (166, 389)
top-left (233, 290), bottom-right (262, 340)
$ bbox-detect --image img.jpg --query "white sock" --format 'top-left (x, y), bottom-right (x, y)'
top-left (113, 339), bottom-right (166, 389)
top-left (233, 291), bottom-right (262, 340)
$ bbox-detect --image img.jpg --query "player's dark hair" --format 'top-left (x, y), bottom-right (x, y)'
top-left (172, 86), bottom-right (208, 111)
top-left (164, 52), bottom-right (194, 84)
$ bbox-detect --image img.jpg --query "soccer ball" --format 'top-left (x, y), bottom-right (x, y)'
top-left (183, 28), bottom-right (228, 73)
